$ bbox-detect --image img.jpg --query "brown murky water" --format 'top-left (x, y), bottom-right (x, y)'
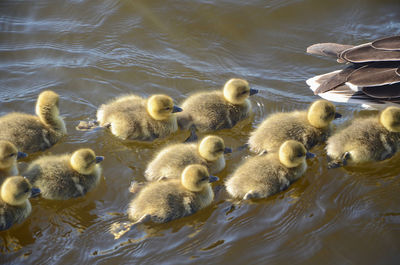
top-left (1, 0), bottom-right (400, 264)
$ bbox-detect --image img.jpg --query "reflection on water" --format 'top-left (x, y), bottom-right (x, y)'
top-left (1, 0), bottom-right (400, 264)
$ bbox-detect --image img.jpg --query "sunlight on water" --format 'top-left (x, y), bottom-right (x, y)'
top-left (1, 0), bottom-right (400, 264)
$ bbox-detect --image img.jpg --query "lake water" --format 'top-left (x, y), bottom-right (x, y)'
top-left (1, 0), bottom-right (400, 264)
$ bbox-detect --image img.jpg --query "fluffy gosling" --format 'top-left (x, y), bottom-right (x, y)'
top-left (0, 176), bottom-right (40, 231)
top-left (24, 148), bottom-right (103, 200)
top-left (0, 90), bottom-right (67, 153)
top-left (88, 94), bottom-right (182, 141)
top-left (145, 135), bottom-right (232, 181)
top-left (0, 141), bottom-right (27, 186)
top-left (177, 78), bottom-right (258, 132)
top-left (327, 106), bottom-right (400, 168)
top-left (128, 164), bottom-right (218, 223)
top-left (226, 140), bottom-right (315, 200)
top-left (248, 99), bottom-right (341, 153)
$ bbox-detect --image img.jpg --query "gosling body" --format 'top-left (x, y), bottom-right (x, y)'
top-left (0, 176), bottom-right (36, 231)
top-left (178, 79), bottom-right (258, 132)
top-left (326, 106), bottom-right (400, 167)
top-left (128, 165), bottom-right (217, 223)
top-left (226, 140), bottom-right (312, 200)
top-left (145, 135), bottom-right (230, 181)
top-left (248, 100), bottom-right (339, 153)
top-left (24, 149), bottom-right (103, 200)
top-left (97, 94), bottom-right (181, 141)
top-left (0, 91), bottom-right (66, 153)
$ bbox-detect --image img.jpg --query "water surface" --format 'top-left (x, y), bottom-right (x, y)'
top-left (1, 0), bottom-right (400, 264)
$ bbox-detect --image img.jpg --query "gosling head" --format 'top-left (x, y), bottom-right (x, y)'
top-left (147, 94), bottom-right (182, 121)
top-left (307, 100), bottom-right (341, 128)
top-left (279, 140), bottom-right (315, 168)
top-left (70, 148), bottom-right (104, 175)
top-left (0, 141), bottom-right (27, 170)
top-left (198, 135), bottom-right (232, 161)
top-left (35, 90), bottom-right (61, 117)
top-left (181, 164), bottom-right (219, 192)
top-left (1, 176), bottom-right (33, 206)
top-left (223, 78), bottom-right (258, 105)
top-left (380, 106), bottom-right (400, 132)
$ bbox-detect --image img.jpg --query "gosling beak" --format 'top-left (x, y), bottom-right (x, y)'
top-left (306, 152), bottom-right (316, 159)
top-left (249, 88), bottom-right (259, 96)
top-left (17, 151), bottom-right (28, 159)
top-left (95, 156), bottom-right (104, 163)
top-left (30, 188), bottom-right (41, 198)
top-left (172, 105), bottom-right (183, 113)
top-left (208, 175), bottom-right (219, 183)
top-left (334, 112), bottom-right (342, 119)
top-left (224, 147), bottom-right (233, 154)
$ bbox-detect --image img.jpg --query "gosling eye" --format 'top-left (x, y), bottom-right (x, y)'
top-left (297, 153), bottom-right (304, 157)
top-left (25, 188), bottom-right (30, 193)
top-left (241, 90), bottom-right (248, 95)
top-left (9, 153), bottom-right (16, 158)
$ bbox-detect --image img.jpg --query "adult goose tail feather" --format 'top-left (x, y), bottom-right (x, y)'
top-left (306, 35), bottom-right (400, 109)
top-left (306, 43), bottom-right (354, 59)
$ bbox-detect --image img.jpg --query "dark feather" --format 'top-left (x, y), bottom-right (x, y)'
top-left (340, 44), bottom-right (400, 63)
top-left (307, 35), bottom-right (400, 107)
top-left (306, 43), bottom-right (354, 58)
top-left (372, 35), bottom-right (400, 50)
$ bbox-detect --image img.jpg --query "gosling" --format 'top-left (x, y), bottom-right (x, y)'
top-left (24, 148), bottom-right (103, 200)
top-left (248, 99), bottom-right (341, 153)
top-left (86, 94), bottom-right (182, 141)
top-left (0, 141), bottom-right (27, 186)
top-left (177, 78), bottom-right (258, 132)
top-left (0, 176), bottom-right (40, 231)
top-left (0, 91), bottom-right (67, 153)
top-left (326, 106), bottom-right (400, 168)
top-left (145, 135), bottom-right (232, 181)
top-left (226, 140), bottom-right (315, 200)
top-left (0, 90), bottom-right (67, 153)
top-left (128, 164), bottom-right (218, 223)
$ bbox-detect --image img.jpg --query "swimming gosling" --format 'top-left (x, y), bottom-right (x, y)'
top-left (0, 141), bottom-right (27, 186)
top-left (89, 94), bottom-right (182, 141)
top-left (145, 135), bottom-right (232, 181)
top-left (177, 78), bottom-right (258, 132)
top-left (0, 176), bottom-right (40, 231)
top-left (0, 90), bottom-right (67, 153)
top-left (326, 106), bottom-right (400, 168)
top-left (226, 140), bottom-right (315, 200)
top-left (24, 148), bottom-right (103, 200)
top-left (248, 99), bottom-right (341, 153)
top-left (128, 164), bottom-right (218, 223)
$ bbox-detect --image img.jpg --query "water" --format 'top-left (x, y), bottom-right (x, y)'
top-left (1, 0), bottom-right (400, 264)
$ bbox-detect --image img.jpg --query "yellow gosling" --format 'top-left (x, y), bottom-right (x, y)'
top-left (0, 90), bottom-right (66, 153)
top-left (248, 99), bottom-right (340, 153)
top-left (226, 140), bottom-right (314, 200)
top-left (96, 94), bottom-right (182, 141)
top-left (145, 135), bottom-right (231, 181)
top-left (0, 140), bottom-right (27, 186)
top-left (0, 176), bottom-right (39, 231)
top-left (128, 165), bottom-right (218, 223)
top-left (177, 78), bottom-right (258, 132)
top-left (24, 148), bottom-right (103, 200)
top-left (327, 106), bottom-right (400, 168)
